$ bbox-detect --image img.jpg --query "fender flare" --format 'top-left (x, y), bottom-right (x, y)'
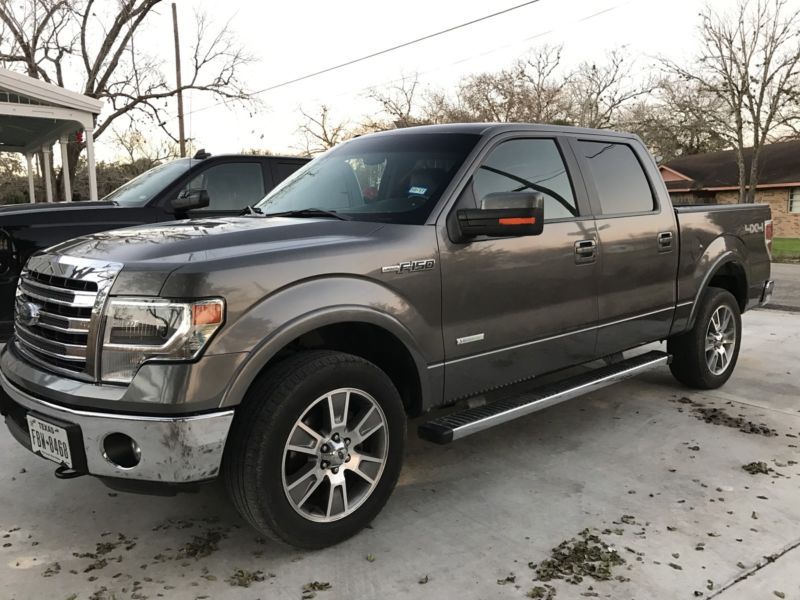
top-left (219, 304), bottom-right (435, 411)
top-left (685, 250), bottom-right (749, 331)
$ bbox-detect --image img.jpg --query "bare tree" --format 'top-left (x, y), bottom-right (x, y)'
top-left (622, 78), bottom-right (730, 162)
top-left (366, 75), bottom-right (430, 129)
top-left (663, 0), bottom-right (800, 202)
top-left (109, 120), bottom-right (180, 170)
top-left (0, 0), bottom-right (254, 199)
top-left (566, 49), bottom-right (655, 129)
top-left (297, 105), bottom-right (352, 155)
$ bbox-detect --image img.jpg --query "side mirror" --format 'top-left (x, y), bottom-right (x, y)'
top-left (170, 189), bottom-right (210, 214)
top-left (456, 191), bottom-right (544, 239)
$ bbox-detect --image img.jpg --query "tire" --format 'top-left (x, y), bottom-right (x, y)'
top-left (667, 287), bottom-right (742, 389)
top-left (223, 350), bottom-right (406, 549)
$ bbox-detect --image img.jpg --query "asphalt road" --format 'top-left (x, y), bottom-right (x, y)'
top-left (1, 309), bottom-right (799, 600)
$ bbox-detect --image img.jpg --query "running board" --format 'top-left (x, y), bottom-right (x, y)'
top-left (418, 350), bottom-right (671, 444)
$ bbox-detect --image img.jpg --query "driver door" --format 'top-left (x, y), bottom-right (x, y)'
top-left (438, 136), bottom-right (600, 402)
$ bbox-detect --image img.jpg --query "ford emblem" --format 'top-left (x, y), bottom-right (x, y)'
top-left (17, 300), bottom-right (41, 327)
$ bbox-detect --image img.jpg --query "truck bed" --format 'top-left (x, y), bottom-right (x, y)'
top-left (672, 203), bottom-right (772, 334)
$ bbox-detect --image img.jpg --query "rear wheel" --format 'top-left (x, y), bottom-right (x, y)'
top-left (223, 351), bottom-right (406, 549)
top-left (668, 287), bottom-right (741, 389)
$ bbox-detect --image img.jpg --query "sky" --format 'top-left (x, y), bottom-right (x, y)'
top-left (97, 0), bottom-right (756, 160)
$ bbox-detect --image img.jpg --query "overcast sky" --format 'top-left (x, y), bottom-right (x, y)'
top-left (99, 0), bottom-right (757, 159)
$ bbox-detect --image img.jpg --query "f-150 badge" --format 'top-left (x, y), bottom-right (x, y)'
top-left (382, 259), bottom-right (435, 274)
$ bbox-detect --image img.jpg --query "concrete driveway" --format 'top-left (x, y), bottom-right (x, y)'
top-left (1, 308), bottom-right (798, 600)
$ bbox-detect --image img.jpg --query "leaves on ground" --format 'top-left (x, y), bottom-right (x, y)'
top-left (226, 568), bottom-right (265, 587)
top-left (742, 461), bottom-right (773, 475)
top-left (529, 528), bottom-right (625, 585)
top-left (302, 581), bottom-right (332, 599)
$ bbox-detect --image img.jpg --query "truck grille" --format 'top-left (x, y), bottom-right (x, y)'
top-left (13, 254), bottom-right (122, 380)
top-left (15, 271), bottom-right (97, 374)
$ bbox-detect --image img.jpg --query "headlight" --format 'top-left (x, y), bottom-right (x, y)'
top-left (101, 297), bottom-right (224, 383)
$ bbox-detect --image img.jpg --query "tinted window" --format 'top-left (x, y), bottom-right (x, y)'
top-left (271, 161), bottom-right (305, 186)
top-left (184, 162), bottom-right (265, 211)
top-left (104, 159), bottom-right (192, 206)
top-left (579, 141), bottom-right (655, 215)
top-left (473, 139), bottom-right (577, 220)
top-left (256, 133), bottom-right (480, 225)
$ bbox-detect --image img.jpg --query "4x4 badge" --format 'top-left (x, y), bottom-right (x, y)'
top-left (381, 259), bottom-right (435, 274)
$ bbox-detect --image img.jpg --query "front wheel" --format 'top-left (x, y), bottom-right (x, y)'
top-left (223, 351), bottom-right (406, 549)
top-left (668, 287), bottom-right (742, 389)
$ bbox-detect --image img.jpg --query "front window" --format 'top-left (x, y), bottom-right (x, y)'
top-left (255, 133), bottom-right (481, 224)
top-left (790, 188), bottom-right (800, 213)
top-left (103, 159), bottom-right (193, 206)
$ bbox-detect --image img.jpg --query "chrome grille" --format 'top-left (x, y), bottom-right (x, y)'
top-left (13, 253), bottom-right (122, 380)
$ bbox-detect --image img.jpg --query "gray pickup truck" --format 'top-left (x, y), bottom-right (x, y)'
top-left (0, 124), bottom-right (773, 549)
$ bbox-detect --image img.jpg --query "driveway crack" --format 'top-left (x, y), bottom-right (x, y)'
top-left (707, 537), bottom-right (800, 598)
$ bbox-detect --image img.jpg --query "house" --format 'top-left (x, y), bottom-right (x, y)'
top-left (660, 141), bottom-right (800, 238)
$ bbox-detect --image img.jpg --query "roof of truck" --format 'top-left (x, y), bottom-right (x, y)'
top-left (364, 122), bottom-right (637, 139)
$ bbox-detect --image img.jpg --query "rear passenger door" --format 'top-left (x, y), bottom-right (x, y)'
top-left (438, 135), bottom-right (600, 402)
top-left (570, 137), bottom-right (679, 356)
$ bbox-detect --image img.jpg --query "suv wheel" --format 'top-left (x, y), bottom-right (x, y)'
top-left (667, 287), bottom-right (742, 389)
top-left (223, 350), bottom-right (406, 549)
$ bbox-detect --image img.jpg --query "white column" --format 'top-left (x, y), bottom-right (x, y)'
top-left (59, 136), bottom-right (72, 202)
top-left (42, 146), bottom-right (53, 203)
top-left (85, 128), bottom-right (98, 201)
top-left (25, 153), bottom-right (35, 203)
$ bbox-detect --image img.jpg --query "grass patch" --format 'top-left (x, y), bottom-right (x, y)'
top-left (772, 238), bottom-right (800, 262)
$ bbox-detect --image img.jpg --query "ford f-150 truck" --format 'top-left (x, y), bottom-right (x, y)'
top-left (0, 124), bottom-right (774, 549)
top-left (0, 152), bottom-right (309, 341)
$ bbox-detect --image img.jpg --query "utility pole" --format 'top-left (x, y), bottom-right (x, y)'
top-left (172, 2), bottom-right (186, 157)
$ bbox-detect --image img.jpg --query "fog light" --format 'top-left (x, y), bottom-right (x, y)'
top-left (102, 433), bottom-right (141, 469)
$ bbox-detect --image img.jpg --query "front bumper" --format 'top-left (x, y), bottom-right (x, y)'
top-left (0, 367), bottom-right (234, 483)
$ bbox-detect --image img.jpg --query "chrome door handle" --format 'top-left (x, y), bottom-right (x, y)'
top-left (657, 231), bottom-right (674, 252)
top-left (574, 239), bottom-right (597, 264)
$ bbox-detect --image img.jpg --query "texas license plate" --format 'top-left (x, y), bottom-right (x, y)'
top-left (26, 415), bottom-right (73, 468)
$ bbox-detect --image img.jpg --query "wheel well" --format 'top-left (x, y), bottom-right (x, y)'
top-left (268, 322), bottom-right (423, 416)
top-left (708, 261), bottom-right (747, 312)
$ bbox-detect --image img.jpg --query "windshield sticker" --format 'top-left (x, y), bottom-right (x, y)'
top-left (408, 186), bottom-right (428, 196)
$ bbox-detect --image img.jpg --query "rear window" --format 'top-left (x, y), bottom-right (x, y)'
top-left (578, 141), bottom-right (655, 215)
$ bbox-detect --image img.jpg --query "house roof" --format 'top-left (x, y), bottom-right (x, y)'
top-left (662, 140), bottom-right (800, 192)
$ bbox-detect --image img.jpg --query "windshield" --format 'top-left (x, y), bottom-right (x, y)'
top-left (255, 133), bottom-right (481, 224)
top-left (103, 159), bottom-right (193, 206)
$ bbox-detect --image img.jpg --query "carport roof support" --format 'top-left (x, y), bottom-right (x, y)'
top-left (0, 68), bottom-right (103, 201)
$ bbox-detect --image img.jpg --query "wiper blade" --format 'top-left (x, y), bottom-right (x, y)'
top-left (262, 208), bottom-right (351, 221)
top-left (240, 205), bottom-right (263, 215)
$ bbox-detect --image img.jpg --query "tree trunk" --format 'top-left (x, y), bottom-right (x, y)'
top-left (746, 145), bottom-right (761, 204)
top-left (736, 149), bottom-right (747, 204)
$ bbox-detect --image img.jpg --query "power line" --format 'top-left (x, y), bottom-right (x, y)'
top-left (251, 0), bottom-right (545, 95)
top-left (177, 0), bottom-right (546, 120)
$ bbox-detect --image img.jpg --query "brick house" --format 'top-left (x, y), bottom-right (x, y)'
top-left (660, 141), bottom-right (800, 238)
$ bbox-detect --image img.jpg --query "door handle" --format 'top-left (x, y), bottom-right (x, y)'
top-left (574, 239), bottom-right (597, 264)
top-left (657, 231), bottom-right (674, 252)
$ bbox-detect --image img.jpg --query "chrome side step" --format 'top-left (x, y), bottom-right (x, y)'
top-left (418, 350), bottom-right (671, 444)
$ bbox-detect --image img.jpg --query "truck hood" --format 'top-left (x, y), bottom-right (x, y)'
top-left (0, 200), bottom-right (117, 227)
top-left (0, 201), bottom-right (116, 216)
top-left (49, 216), bottom-right (384, 265)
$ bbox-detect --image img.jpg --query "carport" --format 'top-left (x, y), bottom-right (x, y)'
top-left (0, 68), bottom-right (102, 202)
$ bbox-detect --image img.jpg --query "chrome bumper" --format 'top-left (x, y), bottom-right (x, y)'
top-left (760, 279), bottom-right (775, 306)
top-left (0, 368), bottom-right (233, 483)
